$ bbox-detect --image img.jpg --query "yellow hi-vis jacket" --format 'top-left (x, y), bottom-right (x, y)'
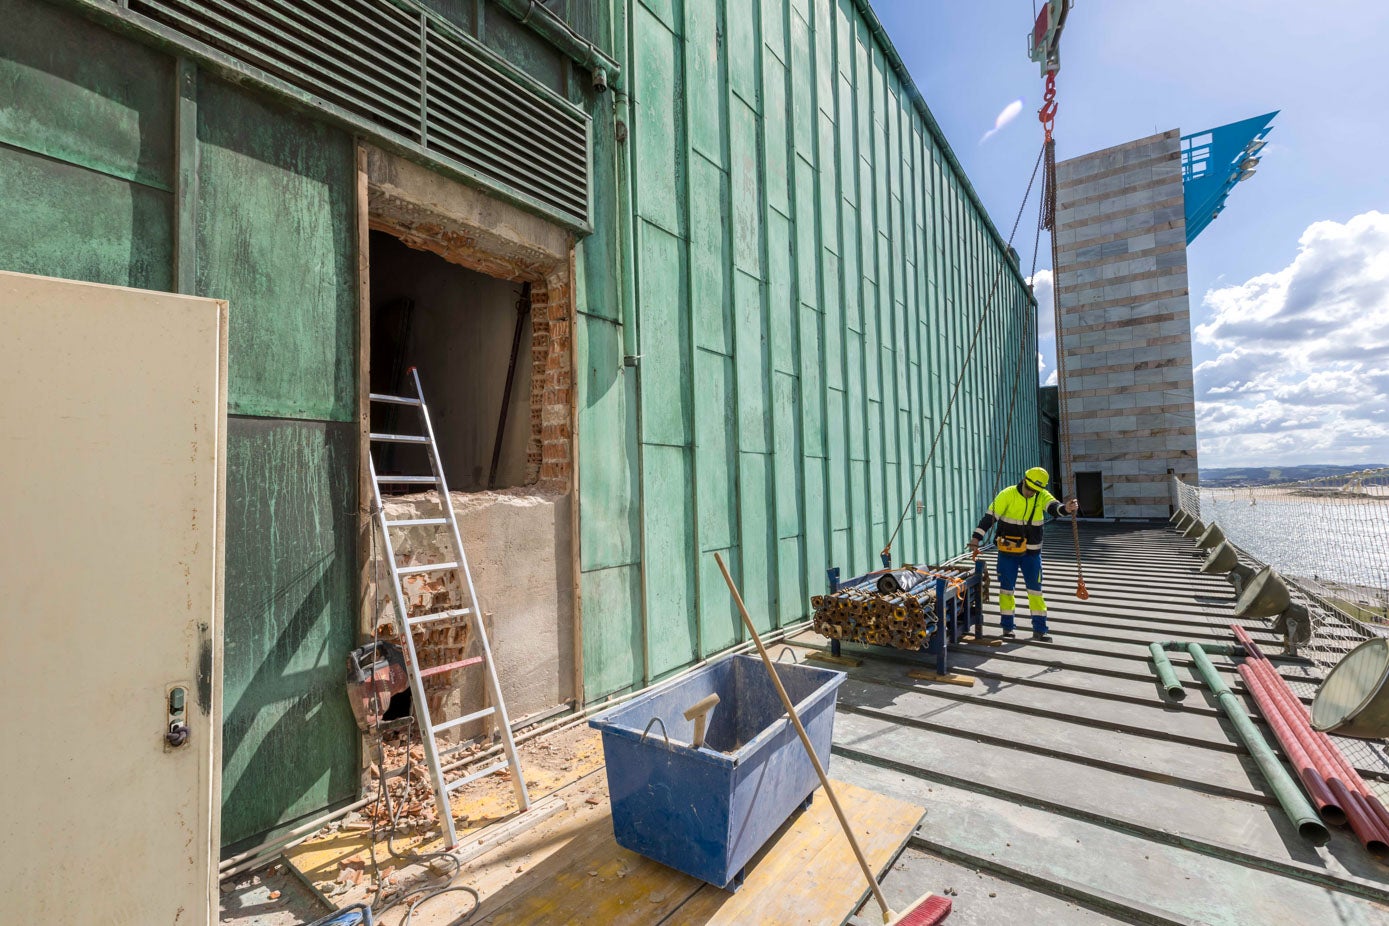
top-left (972, 484), bottom-right (1064, 554)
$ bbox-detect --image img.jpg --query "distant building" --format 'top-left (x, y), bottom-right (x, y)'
top-left (1052, 130), bottom-right (1198, 518)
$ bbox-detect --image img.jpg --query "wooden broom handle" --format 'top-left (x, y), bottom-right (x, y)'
top-left (714, 553), bottom-right (893, 921)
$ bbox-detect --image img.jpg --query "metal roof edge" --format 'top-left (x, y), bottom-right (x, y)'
top-left (850, 0), bottom-right (1036, 301)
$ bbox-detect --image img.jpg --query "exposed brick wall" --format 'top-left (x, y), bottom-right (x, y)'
top-left (529, 273), bottom-right (572, 489)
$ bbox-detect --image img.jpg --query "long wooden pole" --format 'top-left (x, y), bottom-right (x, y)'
top-left (713, 553), bottom-right (894, 922)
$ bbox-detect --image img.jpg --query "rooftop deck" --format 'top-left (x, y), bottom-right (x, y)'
top-left (239, 522), bottom-right (1389, 925)
top-left (802, 521), bottom-right (1389, 925)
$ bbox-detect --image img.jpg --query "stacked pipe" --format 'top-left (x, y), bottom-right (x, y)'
top-left (1232, 624), bottom-right (1389, 860)
top-left (811, 568), bottom-right (938, 651)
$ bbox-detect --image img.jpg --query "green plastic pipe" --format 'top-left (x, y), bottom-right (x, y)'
top-left (1147, 643), bottom-right (1186, 701)
top-left (1185, 644), bottom-right (1330, 845)
top-left (1154, 641), bottom-right (1247, 656)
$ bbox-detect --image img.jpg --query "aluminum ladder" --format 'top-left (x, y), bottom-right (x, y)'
top-left (368, 367), bottom-right (530, 848)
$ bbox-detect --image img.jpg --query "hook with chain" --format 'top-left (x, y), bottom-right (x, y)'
top-left (1038, 70), bottom-right (1058, 142)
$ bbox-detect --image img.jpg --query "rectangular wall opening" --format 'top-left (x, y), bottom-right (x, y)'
top-left (1076, 471), bottom-right (1105, 518)
top-left (369, 230), bottom-right (534, 492)
top-left (359, 195), bottom-right (576, 738)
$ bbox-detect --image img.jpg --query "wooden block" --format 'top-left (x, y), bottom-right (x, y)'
top-left (960, 634), bottom-right (1004, 647)
top-left (906, 669), bottom-right (976, 687)
top-left (806, 651), bottom-right (863, 668)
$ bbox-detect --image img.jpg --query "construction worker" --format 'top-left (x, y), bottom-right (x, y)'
top-left (967, 466), bottom-right (1078, 641)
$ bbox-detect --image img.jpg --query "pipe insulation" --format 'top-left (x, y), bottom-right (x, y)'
top-left (1232, 624), bottom-right (1389, 855)
top-left (1185, 643), bottom-right (1330, 845)
top-left (1147, 643), bottom-right (1186, 702)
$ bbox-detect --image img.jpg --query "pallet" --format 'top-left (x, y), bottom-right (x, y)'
top-left (477, 780), bottom-right (924, 925)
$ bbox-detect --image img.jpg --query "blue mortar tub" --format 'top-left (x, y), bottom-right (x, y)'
top-left (589, 655), bottom-right (846, 890)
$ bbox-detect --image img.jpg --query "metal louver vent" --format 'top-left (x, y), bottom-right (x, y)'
top-left (128, 0), bottom-right (590, 226)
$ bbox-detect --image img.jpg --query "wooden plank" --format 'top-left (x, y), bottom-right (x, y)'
top-left (663, 780), bottom-right (922, 924)
top-left (481, 779), bottom-right (921, 926)
top-left (906, 670), bottom-right (976, 688)
top-left (807, 651), bottom-right (863, 668)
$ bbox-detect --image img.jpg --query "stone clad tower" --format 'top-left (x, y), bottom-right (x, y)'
top-left (1052, 129), bottom-right (1198, 518)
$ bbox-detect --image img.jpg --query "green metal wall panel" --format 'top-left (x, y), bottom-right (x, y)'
top-left (221, 417), bottom-right (359, 847)
top-left (642, 443), bottom-right (697, 678)
top-left (0, 0), bottom-right (173, 189)
top-left (578, 313), bottom-right (641, 572)
top-left (196, 76), bottom-right (357, 422)
top-left (0, 0), bottom-right (173, 291)
top-left (581, 562), bottom-right (644, 697)
top-left (579, 0), bottom-right (1041, 700)
top-left (0, 144), bottom-right (173, 291)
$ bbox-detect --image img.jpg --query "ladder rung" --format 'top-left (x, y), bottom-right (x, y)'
top-left (375, 475), bottom-right (438, 485)
top-left (386, 518), bottom-right (450, 528)
top-left (407, 607), bottom-right (473, 627)
top-left (432, 706), bottom-right (495, 735)
top-left (418, 655), bottom-right (483, 679)
top-left (446, 759), bottom-right (511, 792)
top-left (371, 432), bottom-right (429, 444)
top-left (397, 561), bottom-right (458, 576)
top-left (370, 392), bottom-right (420, 406)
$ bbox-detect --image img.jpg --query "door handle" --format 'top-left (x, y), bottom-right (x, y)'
top-left (166, 686), bottom-right (190, 749)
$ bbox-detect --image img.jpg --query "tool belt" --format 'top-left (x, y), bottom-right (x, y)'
top-left (995, 493), bottom-right (1040, 555)
top-left (996, 532), bottom-right (1028, 555)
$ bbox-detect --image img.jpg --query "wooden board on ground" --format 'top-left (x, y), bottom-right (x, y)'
top-left (807, 651), bottom-right (864, 668)
top-left (906, 670), bottom-right (976, 687)
top-left (478, 780), bottom-right (924, 926)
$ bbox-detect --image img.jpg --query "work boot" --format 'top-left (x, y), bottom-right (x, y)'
top-left (1001, 629), bottom-right (1016, 639)
top-left (1031, 631), bottom-right (1053, 642)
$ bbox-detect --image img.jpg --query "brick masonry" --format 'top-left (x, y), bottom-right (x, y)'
top-left (1053, 129), bottom-right (1198, 519)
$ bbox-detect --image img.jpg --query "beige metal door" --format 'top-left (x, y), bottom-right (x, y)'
top-left (0, 271), bottom-right (227, 924)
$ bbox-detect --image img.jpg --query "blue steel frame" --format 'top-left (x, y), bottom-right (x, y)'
top-left (824, 560), bottom-right (986, 674)
top-left (1181, 112), bottom-right (1278, 244)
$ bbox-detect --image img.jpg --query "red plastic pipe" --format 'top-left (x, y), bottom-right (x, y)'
top-left (1236, 639), bottom-right (1389, 855)
top-left (1230, 623), bottom-right (1264, 660)
top-left (1236, 664), bottom-right (1344, 825)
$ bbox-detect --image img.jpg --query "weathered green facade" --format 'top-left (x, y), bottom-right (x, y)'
top-left (574, 0), bottom-right (1040, 699)
top-left (0, 0), bottom-right (1038, 847)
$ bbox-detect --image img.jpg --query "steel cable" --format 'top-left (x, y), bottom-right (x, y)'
top-left (883, 140), bottom-right (1048, 561)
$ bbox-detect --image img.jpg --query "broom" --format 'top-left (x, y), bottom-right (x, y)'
top-left (714, 553), bottom-right (951, 926)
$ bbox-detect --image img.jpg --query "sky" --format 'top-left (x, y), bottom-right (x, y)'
top-left (872, 0), bottom-right (1389, 468)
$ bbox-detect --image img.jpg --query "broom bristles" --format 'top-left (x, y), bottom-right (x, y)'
top-left (885, 891), bottom-right (952, 926)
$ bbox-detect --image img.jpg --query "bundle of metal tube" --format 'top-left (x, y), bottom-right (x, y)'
top-left (1232, 624), bottom-right (1389, 859)
top-left (811, 569), bottom-right (937, 651)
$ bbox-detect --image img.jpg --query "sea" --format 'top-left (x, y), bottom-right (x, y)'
top-left (1198, 488), bottom-right (1389, 602)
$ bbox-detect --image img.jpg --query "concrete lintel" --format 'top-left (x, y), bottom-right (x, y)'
top-left (364, 144), bottom-right (572, 279)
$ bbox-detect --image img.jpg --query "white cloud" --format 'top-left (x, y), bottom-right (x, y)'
top-left (980, 99), bottom-right (1023, 144)
top-left (1029, 269), bottom-right (1056, 384)
top-left (1194, 211), bottom-right (1389, 466)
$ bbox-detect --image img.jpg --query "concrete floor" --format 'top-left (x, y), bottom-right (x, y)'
top-left (221, 521), bottom-right (1389, 925)
top-left (819, 522), bottom-right (1389, 926)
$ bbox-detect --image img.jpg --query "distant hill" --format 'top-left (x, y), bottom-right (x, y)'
top-left (1201, 464), bottom-right (1388, 487)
